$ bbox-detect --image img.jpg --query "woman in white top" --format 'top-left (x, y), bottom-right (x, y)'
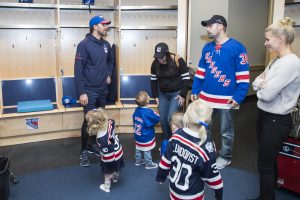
top-left (251, 17), bottom-right (300, 200)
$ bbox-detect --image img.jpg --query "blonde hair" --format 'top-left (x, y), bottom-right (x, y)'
top-left (135, 91), bottom-right (150, 107)
top-left (265, 17), bottom-right (295, 44)
top-left (183, 99), bottom-right (213, 140)
top-left (85, 108), bottom-right (108, 136)
top-left (170, 111), bottom-right (184, 129)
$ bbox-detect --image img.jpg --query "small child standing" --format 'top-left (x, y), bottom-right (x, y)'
top-left (156, 100), bottom-right (223, 200)
top-left (170, 111), bottom-right (184, 134)
top-left (160, 111), bottom-right (184, 157)
top-left (133, 91), bottom-right (160, 169)
top-left (86, 108), bottom-right (124, 193)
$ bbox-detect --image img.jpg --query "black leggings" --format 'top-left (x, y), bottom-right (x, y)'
top-left (256, 109), bottom-right (292, 200)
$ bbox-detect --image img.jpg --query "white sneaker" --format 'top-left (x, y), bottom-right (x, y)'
top-left (99, 184), bottom-right (110, 193)
top-left (216, 157), bottom-right (231, 170)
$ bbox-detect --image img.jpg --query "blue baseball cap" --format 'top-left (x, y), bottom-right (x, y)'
top-left (89, 15), bottom-right (111, 28)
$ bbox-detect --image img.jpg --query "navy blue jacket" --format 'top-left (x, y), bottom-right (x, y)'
top-left (74, 34), bottom-right (114, 97)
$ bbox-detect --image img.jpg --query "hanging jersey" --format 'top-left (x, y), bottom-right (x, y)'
top-left (156, 128), bottom-right (223, 200)
top-left (96, 119), bottom-right (124, 173)
top-left (133, 107), bottom-right (160, 151)
top-left (192, 38), bottom-right (250, 109)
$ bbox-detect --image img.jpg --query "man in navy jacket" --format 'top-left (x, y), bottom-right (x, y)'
top-left (74, 15), bottom-right (114, 167)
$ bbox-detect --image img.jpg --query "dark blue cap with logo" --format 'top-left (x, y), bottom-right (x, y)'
top-left (201, 15), bottom-right (227, 27)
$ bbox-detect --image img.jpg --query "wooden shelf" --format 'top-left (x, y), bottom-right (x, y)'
top-left (0, 2), bottom-right (55, 9)
top-left (0, 25), bottom-right (57, 29)
top-left (59, 4), bottom-right (115, 10)
top-left (121, 5), bottom-right (177, 11)
top-left (121, 26), bottom-right (177, 30)
top-left (60, 25), bottom-right (116, 28)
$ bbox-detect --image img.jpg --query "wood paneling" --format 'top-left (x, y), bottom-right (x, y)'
top-left (0, 29), bottom-right (57, 79)
top-left (0, 113), bottom-right (62, 137)
top-left (120, 30), bottom-right (177, 74)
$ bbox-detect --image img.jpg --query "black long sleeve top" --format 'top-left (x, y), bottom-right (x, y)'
top-left (150, 56), bottom-right (190, 98)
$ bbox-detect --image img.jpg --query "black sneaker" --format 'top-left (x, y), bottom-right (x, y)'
top-left (80, 150), bottom-right (90, 167)
top-left (9, 172), bottom-right (19, 184)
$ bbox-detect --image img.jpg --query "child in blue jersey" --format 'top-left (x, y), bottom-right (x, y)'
top-left (156, 100), bottom-right (223, 200)
top-left (133, 91), bottom-right (160, 169)
top-left (160, 111), bottom-right (184, 157)
top-left (86, 108), bottom-right (124, 193)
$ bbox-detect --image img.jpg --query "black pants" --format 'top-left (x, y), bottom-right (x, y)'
top-left (81, 89), bottom-right (107, 152)
top-left (256, 109), bottom-right (292, 200)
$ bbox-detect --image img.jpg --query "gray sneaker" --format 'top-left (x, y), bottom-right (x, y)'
top-left (145, 162), bottom-right (158, 169)
top-left (135, 159), bottom-right (146, 166)
top-left (80, 150), bottom-right (90, 167)
top-left (215, 157), bottom-right (231, 170)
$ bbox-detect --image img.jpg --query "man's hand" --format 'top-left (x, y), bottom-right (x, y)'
top-left (190, 94), bottom-right (198, 102)
top-left (175, 95), bottom-right (185, 107)
top-left (106, 76), bottom-right (111, 84)
top-left (155, 98), bottom-right (159, 105)
top-left (79, 94), bottom-right (88, 106)
top-left (227, 98), bottom-right (239, 108)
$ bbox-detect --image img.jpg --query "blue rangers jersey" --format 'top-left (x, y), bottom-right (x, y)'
top-left (192, 38), bottom-right (250, 109)
top-left (96, 119), bottom-right (124, 173)
top-left (156, 128), bottom-right (223, 200)
top-left (133, 107), bottom-right (160, 151)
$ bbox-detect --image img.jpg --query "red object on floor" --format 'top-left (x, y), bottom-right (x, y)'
top-left (277, 137), bottom-right (300, 194)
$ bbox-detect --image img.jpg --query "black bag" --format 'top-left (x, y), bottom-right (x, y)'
top-left (0, 156), bottom-right (9, 200)
top-left (188, 66), bottom-right (196, 89)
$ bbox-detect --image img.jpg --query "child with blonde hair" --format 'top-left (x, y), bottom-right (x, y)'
top-left (156, 99), bottom-right (223, 200)
top-left (133, 91), bottom-right (160, 169)
top-left (86, 108), bottom-right (124, 193)
top-left (170, 111), bottom-right (184, 133)
top-left (160, 111), bottom-right (184, 157)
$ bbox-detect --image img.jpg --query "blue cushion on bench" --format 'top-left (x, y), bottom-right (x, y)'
top-left (17, 99), bottom-right (54, 113)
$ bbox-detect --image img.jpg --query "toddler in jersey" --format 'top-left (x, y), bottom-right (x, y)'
top-left (156, 100), bottom-right (223, 200)
top-left (133, 91), bottom-right (160, 169)
top-left (86, 108), bottom-right (124, 193)
top-left (160, 111), bottom-right (184, 157)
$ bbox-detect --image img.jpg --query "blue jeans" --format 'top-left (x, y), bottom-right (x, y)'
top-left (135, 149), bottom-right (152, 165)
top-left (207, 109), bottom-right (235, 160)
top-left (158, 90), bottom-right (180, 139)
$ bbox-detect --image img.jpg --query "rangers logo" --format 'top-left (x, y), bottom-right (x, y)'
top-left (26, 118), bottom-right (39, 130)
top-left (205, 142), bottom-right (214, 153)
top-left (104, 45), bottom-right (108, 53)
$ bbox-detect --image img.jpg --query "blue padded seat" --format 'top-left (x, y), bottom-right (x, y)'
top-left (17, 99), bottom-right (54, 113)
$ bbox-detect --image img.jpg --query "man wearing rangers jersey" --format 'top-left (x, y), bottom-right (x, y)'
top-left (133, 91), bottom-right (161, 169)
top-left (191, 15), bottom-right (250, 169)
top-left (156, 100), bottom-right (223, 200)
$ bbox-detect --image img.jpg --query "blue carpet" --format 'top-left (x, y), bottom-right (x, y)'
top-left (9, 162), bottom-right (299, 200)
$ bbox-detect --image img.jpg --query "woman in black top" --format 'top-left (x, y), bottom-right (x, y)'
top-left (150, 43), bottom-right (190, 139)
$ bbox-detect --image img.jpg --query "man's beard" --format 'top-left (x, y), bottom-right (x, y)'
top-left (98, 30), bottom-right (107, 36)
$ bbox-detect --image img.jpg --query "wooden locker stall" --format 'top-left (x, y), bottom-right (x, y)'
top-left (0, 0), bottom-right (187, 146)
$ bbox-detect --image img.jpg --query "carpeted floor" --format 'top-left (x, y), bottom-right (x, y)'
top-left (8, 161), bottom-right (299, 200)
top-left (1, 96), bottom-right (300, 199)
